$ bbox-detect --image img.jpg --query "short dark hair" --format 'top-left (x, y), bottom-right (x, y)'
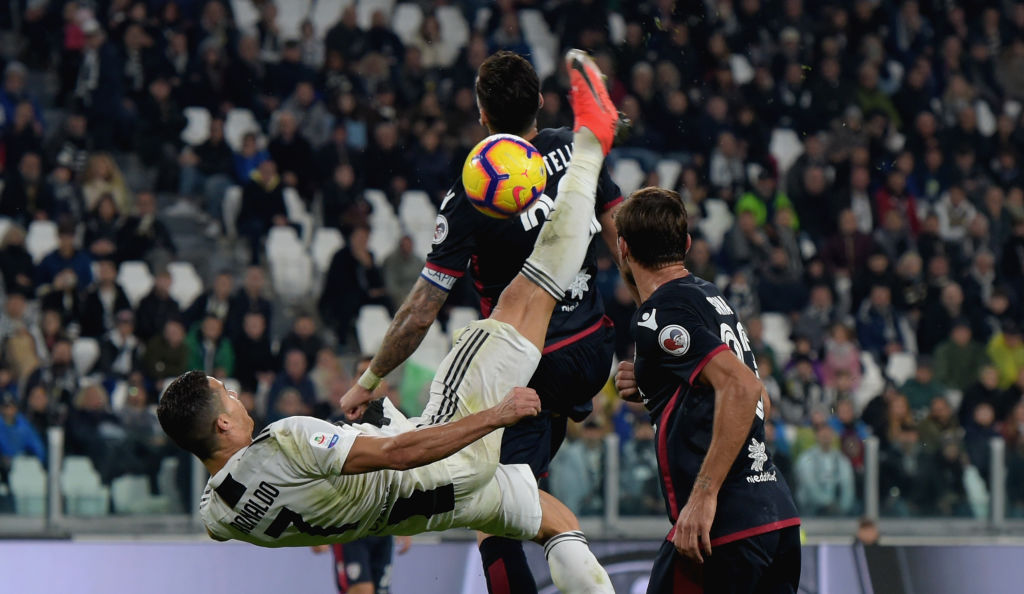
top-left (615, 187), bottom-right (690, 268)
top-left (476, 51), bottom-right (540, 134)
top-left (157, 370), bottom-right (223, 459)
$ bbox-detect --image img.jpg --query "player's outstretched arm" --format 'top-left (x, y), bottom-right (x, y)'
top-left (340, 277), bottom-right (448, 418)
top-left (340, 387), bottom-right (541, 474)
top-left (673, 350), bottom-right (762, 563)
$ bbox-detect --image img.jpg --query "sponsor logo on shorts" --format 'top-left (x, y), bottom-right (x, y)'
top-left (310, 432), bottom-right (339, 449)
top-left (347, 562), bottom-right (362, 580)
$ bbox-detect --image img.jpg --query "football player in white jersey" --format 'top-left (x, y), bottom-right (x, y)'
top-left (157, 49), bottom-right (618, 594)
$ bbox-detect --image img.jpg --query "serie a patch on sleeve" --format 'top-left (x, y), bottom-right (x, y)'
top-left (310, 432), bottom-right (340, 449)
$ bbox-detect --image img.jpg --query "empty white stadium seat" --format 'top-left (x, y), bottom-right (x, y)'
top-left (223, 185), bottom-right (243, 238)
top-left (311, 227), bottom-right (345, 273)
top-left (0, 216), bottom-right (12, 245)
top-left (61, 455), bottom-right (109, 517)
top-left (697, 198), bottom-right (734, 252)
top-left (365, 189), bottom-right (401, 261)
top-left (181, 107), bottom-right (211, 146)
top-left (518, 9), bottom-right (557, 80)
top-left (167, 261), bottom-right (204, 310)
top-left (269, 249), bottom-right (314, 302)
top-left (769, 128), bottom-right (803, 177)
top-left (611, 158), bottom-right (645, 196)
top-left (759, 313), bottom-right (794, 366)
top-left (283, 187), bottom-right (313, 244)
top-left (157, 457), bottom-right (184, 513)
top-left (25, 219), bottom-right (58, 264)
top-left (229, 0), bottom-right (260, 32)
top-left (118, 260), bottom-right (154, 308)
top-left (274, 0), bottom-right (310, 39)
top-left (71, 337), bottom-right (100, 376)
top-left (437, 5), bottom-right (469, 58)
top-left (408, 320), bottom-right (448, 371)
top-left (886, 352), bottom-right (917, 386)
top-left (356, 305), bottom-right (392, 355)
top-left (608, 12), bottom-right (626, 44)
top-left (655, 159), bottom-right (683, 191)
top-left (447, 306), bottom-right (479, 337)
top-left (224, 108), bottom-right (259, 152)
top-left (398, 190), bottom-right (437, 259)
top-left (391, 3), bottom-right (423, 44)
top-left (112, 474), bottom-right (171, 514)
top-left (9, 455), bottom-right (46, 517)
top-left (265, 225), bottom-right (303, 260)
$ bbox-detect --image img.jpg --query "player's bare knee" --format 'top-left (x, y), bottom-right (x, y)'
top-left (346, 583), bottom-right (375, 594)
top-left (533, 490), bottom-right (581, 544)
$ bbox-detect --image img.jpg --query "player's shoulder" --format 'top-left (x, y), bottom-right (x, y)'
top-left (261, 416), bottom-right (351, 443)
top-left (534, 126), bottom-right (573, 149)
top-left (646, 276), bottom-right (717, 310)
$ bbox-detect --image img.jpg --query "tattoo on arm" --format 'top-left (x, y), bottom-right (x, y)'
top-left (694, 474), bottom-right (712, 492)
top-left (370, 278), bottom-right (449, 377)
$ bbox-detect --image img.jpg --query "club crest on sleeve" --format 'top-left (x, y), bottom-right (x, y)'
top-left (432, 214), bottom-right (449, 244)
top-left (658, 324), bottom-right (690, 356)
top-left (310, 432), bottom-right (339, 449)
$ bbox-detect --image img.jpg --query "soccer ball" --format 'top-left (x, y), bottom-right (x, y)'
top-left (462, 134), bottom-right (547, 219)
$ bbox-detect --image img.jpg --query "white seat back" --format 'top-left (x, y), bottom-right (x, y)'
top-left (356, 305), bottom-right (392, 355)
top-left (311, 227), bottom-right (345, 273)
top-left (71, 337), bottom-right (100, 376)
top-left (117, 260), bottom-right (155, 308)
top-left (181, 107), bottom-right (211, 146)
top-left (391, 3), bottom-right (424, 44)
top-left (611, 158), bottom-right (645, 196)
top-left (26, 220), bottom-right (58, 264)
top-left (167, 261), bottom-right (204, 309)
top-left (365, 190), bottom-right (401, 261)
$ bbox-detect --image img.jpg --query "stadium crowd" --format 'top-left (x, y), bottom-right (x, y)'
top-left (0, 0), bottom-right (1023, 522)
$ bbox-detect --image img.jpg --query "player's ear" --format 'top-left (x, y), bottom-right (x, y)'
top-left (616, 236), bottom-right (628, 261)
top-left (685, 233), bottom-right (691, 256)
top-left (215, 413), bottom-right (232, 434)
top-left (537, 92), bottom-right (544, 110)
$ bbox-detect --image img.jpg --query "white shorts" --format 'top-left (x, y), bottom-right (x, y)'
top-left (421, 318), bottom-right (544, 539)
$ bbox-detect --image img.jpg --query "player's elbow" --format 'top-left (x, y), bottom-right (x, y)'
top-left (723, 373), bottom-right (762, 406)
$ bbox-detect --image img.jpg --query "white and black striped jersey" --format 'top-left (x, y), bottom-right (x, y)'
top-left (200, 415), bottom-right (459, 547)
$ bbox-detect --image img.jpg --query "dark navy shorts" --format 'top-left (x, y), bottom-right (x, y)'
top-left (500, 320), bottom-right (616, 477)
top-left (332, 535), bottom-right (393, 593)
top-left (647, 525), bottom-right (801, 593)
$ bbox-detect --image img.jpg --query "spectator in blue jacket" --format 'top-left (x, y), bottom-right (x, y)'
top-left (0, 392), bottom-right (45, 465)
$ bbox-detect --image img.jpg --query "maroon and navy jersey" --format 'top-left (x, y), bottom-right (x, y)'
top-left (423, 127), bottom-right (622, 351)
top-left (631, 274), bottom-right (800, 547)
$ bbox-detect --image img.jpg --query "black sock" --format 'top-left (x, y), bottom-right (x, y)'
top-left (479, 536), bottom-right (538, 594)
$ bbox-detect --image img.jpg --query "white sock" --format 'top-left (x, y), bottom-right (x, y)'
top-left (544, 530), bottom-right (613, 594)
top-left (522, 129), bottom-right (604, 300)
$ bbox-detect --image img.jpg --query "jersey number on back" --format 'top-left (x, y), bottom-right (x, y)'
top-left (719, 321), bottom-right (765, 420)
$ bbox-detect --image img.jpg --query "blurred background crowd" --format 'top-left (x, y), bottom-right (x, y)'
top-left (0, 0), bottom-right (1022, 522)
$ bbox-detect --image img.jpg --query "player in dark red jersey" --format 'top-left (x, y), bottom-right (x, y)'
top-left (340, 51), bottom-right (623, 594)
top-left (613, 188), bottom-right (801, 593)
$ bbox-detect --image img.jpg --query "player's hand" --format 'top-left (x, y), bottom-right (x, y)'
top-left (492, 387), bottom-right (542, 426)
top-left (396, 535), bottom-right (412, 555)
top-left (672, 491), bottom-right (717, 564)
top-left (340, 384), bottom-right (374, 420)
top-left (615, 360), bottom-right (642, 402)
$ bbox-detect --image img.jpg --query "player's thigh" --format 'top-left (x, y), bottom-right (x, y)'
top-left (461, 463), bottom-right (543, 541)
top-left (421, 319), bottom-right (541, 426)
top-left (527, 322), bottom-right (616, 418)
top-left (499, 411), bottom-right (555, 477)
top-left (338, 540), bottom-right (375, 591)
top-left (703, 533), bottom-right (774, 594)
top-left (369, 537), bottom-right (395, 594)
top-left (755, 526), bottom-right (802, 594)
top-left (646, 540), bottom-right (703, 594)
